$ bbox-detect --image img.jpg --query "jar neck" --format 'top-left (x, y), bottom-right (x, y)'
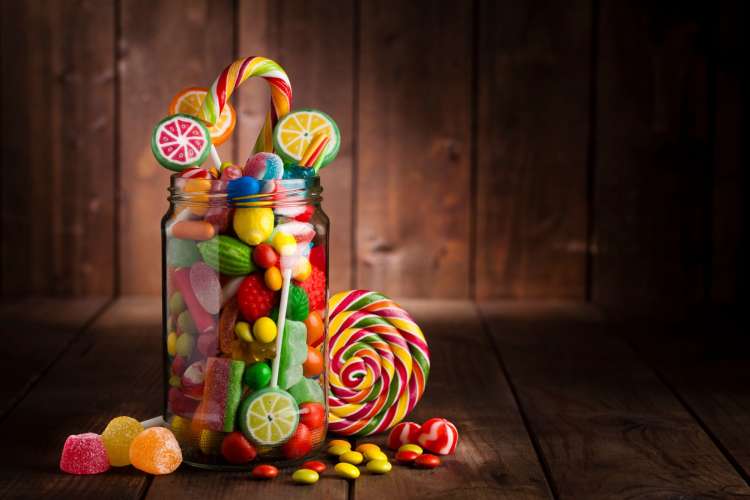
top-left (168, 175), bottom-right (322, 208)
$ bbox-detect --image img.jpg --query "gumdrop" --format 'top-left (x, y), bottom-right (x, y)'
top-left (278, 320), bottom-right (308, 390)
top-left (60, 433), bottom-right (110, 475)
top-left (190, 262), bottom-right (221, 315)
top-left (129, 427), bottom-right (182, 475)
top-left (101, 416), bottom-right (144, 467)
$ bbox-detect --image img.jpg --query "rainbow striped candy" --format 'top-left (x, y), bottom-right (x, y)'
top-left (327, 290), bottom-right (430, 436)
top-left (197, 56), bottom-right (292, 154)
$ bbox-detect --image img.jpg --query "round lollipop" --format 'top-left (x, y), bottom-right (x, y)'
top-left (151, 114), bottom-right (211, 171)
top-left (327, 290), bottom-right (430, 436)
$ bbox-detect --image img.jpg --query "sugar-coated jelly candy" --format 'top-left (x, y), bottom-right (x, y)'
top-left (192, 357), bottom-right (245, 432)
top-left (60, 433), bottom-right (110, 475)
top-left (101, 416), bottom-right (144, 467)
top-left (129, 427), bottom-right (182, 475)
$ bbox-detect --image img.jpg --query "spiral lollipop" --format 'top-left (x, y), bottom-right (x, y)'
top-left (327, 290), bottom-right (430, 436)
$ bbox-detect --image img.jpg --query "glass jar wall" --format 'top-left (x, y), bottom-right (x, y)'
top-left (162, 174), bottom-right (329, 469)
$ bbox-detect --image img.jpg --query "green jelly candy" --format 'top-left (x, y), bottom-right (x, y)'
top-left (288, 377), bottom-right (324, 405)
top-left (168, 238), bottom-right (201, 268)
top-left (169, 292), bottom-right (185, 314)
top-left (197, 236), bottom-right (255, 276)
top-left (244, 362), bottom-right (272, 390)
top-left (177, 311), bottom-right (197, 335)
top-left (270, 286), bottom-right (309, 323)
top-left (278, 320), bottom-right (308, 390)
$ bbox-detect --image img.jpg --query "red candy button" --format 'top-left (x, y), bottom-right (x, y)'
top-left (251, 464), bottom-right (279, 479)
top-left (395, 450), bottom-right (419, 464)
top-left (415, 454), bottom-right (441, 469)
top-left (302, 460), bottom-right (327, 473)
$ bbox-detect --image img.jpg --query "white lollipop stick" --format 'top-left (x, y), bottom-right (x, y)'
top-left (221, 276), bottom-right (245, 307)
top-left (140, 416), bottom-right (166, 429)
top-left (210, 145), bottom-right (222, 168)
top-left (270, 267), bottom-right (293, 388)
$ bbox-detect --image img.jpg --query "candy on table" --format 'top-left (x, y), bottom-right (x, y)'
top-left (221, 432), bottom-right (257, 464)
top-left (189, 262), bottom-right (221, 315)
top-left (197, 236), bottom-right (255, 276)
top-left (339, 450), bottom-right (364, 465)
top-left (234, 321), bottom-right (253, 343)
top-left (243, 361), bottom-right (272, 390)
top-left (334, 462), bottom-right (360, 479)
top-left (101, 416), bottom-right (144, 467)
top-left (252, 243), bottom-right (280, 269)
top-left (238, 387), bottom-right (299, 446)
top-left (129, 427), bottom-right (182, 475)
top-left (60, 433), bottom-right (110, 475)
top-left (282, 423), bottom-right (312, 459)
top-left (292, 468), bottom-right (319, 485)
top-left (234, 208), bottom-right (274, 246)
top-left (417, 418), bottom-right (458, 455)
top-left (168, 386), bottom-right (199, 418)
top-left (299, 267), bottom-right (326, 311)
top-left (218, 297), bottom-right (239, 354)
top-left (387, 421), bottom-right (422, 450)
top-left (192, 357), bottom-right (245, 432)
top-left (151, 114), bottom-right (211, 171)
top-left (237, 273), bottom-right (277, 321)
top-left (168, 87), bottom-right (236, 147)
top-left (244, 152), bottom-right (284, 180)
top-left (288, 376), bottom-right (324, 405)
top-left (180, 360), bottom-right (206, 398)
top-left (302, 460), bottom-right (327, 473)
top-left (355, 443), bottom-right (380, 455)
top-left (366, 459), bottom-right (392, 474)
top-left (264, 266), bottom-right (282, 291)
top-left (328, 443), bottom-right (351, 457)
top-left (273, 109), bottom-right (340, 169)
top-left (251, 464), bottom-right (279, 479)
top-left (329, 439), bottom-right (351, 449)
top-left (327, 290), bottom-right (430, 436)
top-left (299, 402), bottom-right (325, 430)
top-left (167, 238), bottom-right (201, 267)
top-left (366, 450), bottom-right (388, 462)
top-left (414, 454), bottom-right (441, 469)
top-left (277, 319), bottom-right (308, 390)
top-left (398, 443), bottom-right (423, 455)
top-left (195, 56), bottom-right (292, 155)
top-left (169, 220), bottom-right (216, 241)
top-left (395, 450), bottom-right (419, 465)
top-left (303, 310), bottom-right (324, 348)
top-left (173, 268), bottom-right (217, 335)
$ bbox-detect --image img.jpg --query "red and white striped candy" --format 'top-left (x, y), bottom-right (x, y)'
top-left (417, 418), bottom-right (458, 455)
top-left (179, 166), bottom-right (212, 179)
top-left (387, 421), bottom-right (422, 450)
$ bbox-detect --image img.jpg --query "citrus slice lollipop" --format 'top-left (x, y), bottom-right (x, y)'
top-left (169, 87), bottom-right (237, 146)
top-left (272, 109), bottom-right (340, 168)
top-left (151, 114), bottom-right (211, 171)
top-left (238, 388), bottom-right (299, 446)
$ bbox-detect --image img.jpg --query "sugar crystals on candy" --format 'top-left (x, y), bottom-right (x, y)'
top-left (60, 433), bottom-right (110, 475)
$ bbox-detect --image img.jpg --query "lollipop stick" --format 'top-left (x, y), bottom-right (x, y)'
top-left (140, 416), bottom-right (166, 428)
top-left (270, 267), bottom-right (293, 388)
top-left (209, 145), bottom-right (222, 168)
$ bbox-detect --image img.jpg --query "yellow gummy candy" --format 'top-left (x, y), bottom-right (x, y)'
top-left (101, 416), bottom-right (144, 467)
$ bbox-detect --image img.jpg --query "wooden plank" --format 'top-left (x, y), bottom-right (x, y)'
top-left (119, 0), bottom-right (234, 294)
top-left (481, 302), bottom-right (750, 498)
top-left (351, 300), bottom-right (550, 499)
top-left (356, 0), bottom-right (472, 298)
top-left (236, 0), bottom-right (355, 292)
top-left (0, 297), bottom-right (110, 419)
top-left (1, 0), bottom-right (115, 296)
top-left (0, 298), bottom-right (161, 499)
top-left (475, 0), bottom-right (590, 300)
top-left (593, 1), bottom-right (713, 314)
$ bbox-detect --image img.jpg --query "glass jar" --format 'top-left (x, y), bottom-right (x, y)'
top-left (161, 174), bottom-right (329, 470)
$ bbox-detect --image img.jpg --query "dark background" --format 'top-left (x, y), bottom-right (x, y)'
top-left (1, 0), bottom-right (746, 315)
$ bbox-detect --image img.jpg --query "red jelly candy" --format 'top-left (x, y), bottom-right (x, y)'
top-left (252, 243), bottom-right (279, 269)
top-left (415, 453), bottom-right (441, 469)
top-left (281, 423), bottom-right (312, 460)
top-left (221, 432), bottom-right (257, 464)
top-left (299, 402), bottom-right (325, 431)
top-left (59, 433), bottom-right (110, 475)
top-left (251, 464), bottom-right (279, 479)
top-left (302, 460), bottom-right (327, 473)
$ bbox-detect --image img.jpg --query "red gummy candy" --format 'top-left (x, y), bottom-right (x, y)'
top-left (281, 423), bottom-right (312, 460)
top-left (60, 433), bottom-right (110, 475)
top-left (308, 245), bottom-right (325, 270)
top-left (299, 267), bottom-right (325, 311)
top-left (237, 273), bottom-right (277, 322)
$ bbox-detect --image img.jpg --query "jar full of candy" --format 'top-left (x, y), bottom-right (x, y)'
top-left (162, 171), bottom-right (329, 469)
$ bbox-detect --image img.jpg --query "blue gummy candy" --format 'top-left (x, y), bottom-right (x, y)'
top-left (282, 165), bottom-right (316, 179)
top-left (227, 177), bottom-right (260, 200)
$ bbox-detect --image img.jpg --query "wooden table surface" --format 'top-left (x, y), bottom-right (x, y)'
top-left (1, 297), bottom-right (749, 499)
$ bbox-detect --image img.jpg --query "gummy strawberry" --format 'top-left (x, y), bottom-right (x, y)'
top-left (237, 273), bottom-right (277, 322)
top-left (299, 267), bottom-right (326, 311)
top-left (309, 246), bottom-right (325, 270)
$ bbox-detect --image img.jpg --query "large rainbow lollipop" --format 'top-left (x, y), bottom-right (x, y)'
top-left (327, 290), bottom-right (430, 436)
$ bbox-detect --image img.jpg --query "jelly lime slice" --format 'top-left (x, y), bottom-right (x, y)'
top-left (239, 387), bottom-right (299, 446)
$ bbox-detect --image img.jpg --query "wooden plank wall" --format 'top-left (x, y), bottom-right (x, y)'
top-left (0, 0), bottom-right (744, 310)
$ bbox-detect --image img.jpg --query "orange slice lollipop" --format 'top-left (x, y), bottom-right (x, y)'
top-left (169, 87), bottom-right (236, 146)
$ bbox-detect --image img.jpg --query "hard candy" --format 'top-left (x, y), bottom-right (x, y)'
top-left (252, 316), bottom-right (277, 343)
top-left (299, 402), bottom-right (325, 430)
top-left (251, 464), bottom-right (279, 479)
top-left (366, 459), bottom-right (392, 474)
top-left (387, 421), bottom-right (422, 450)
top-left (414, 453), bottom-right (441, 469)
top-left (417, 418), bottom-right (458, 455)
top-left (281, 423), bottom-right (312, 460)
top-left (253, 243), bottom-right (279, 269)
top-left (243, 362), bottom-right (271, 390)
top-left (244, 152), bottom-right (284, 180)
top-left (395, 450), bottom-right (419, 465)
top-left (227, 176), bottom-right (260, 201)
top-left (335, 462), bottom-right (360, 479)
top-left (292, 468), bottom-right (319, 485)
top-left (234, 208), bottom-right (274, 246)
top-left (398, 444), bottom-right (423, 455)
top-left (101, 417), bottom-right (144, 467)
top-left (129, 427), bottom-right (182, 475)
top-left (303, 310), bottom-right (324, 347)
top-left (339, 450), bottom-right (363, 465)
top-left (302, 460), bottom-right (327, 473)
top-left (59, 433), bottom-right (110, 475)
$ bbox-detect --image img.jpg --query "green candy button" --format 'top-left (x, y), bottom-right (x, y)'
top-left (244, 362), bottom-right (272, 390)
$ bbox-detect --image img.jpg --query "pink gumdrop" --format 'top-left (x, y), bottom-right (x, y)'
top-left (60, 433), bottom-right (110, 475)
top-left (275, 221), bottom-right (315, 244)
top-left (181, 360), bottom-right (206, 398)
top-left (189, 262), bottom-right (221, 315)
top-left (169, 387), bottom-right (200, 418)
top-left (197, 333), bottom-right (218, 357)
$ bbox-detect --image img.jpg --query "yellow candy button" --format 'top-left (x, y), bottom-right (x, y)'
top-left (398, 444), bottom-right (423, 455)
top-left (328, 444), bottom-right (351, 457)
top-left (366, 459), bottom-right (392, 474)
top-left (292, 468), bottom-right (319, 485)
top-left (264, 266), bottom-right (282, 291)
top-left (339, 450), bottom-right (364, 465)
top-left (356, 443), bottom-right (380, 455)
top-left (365, 450), bottom-right (388, 462)
top-left (253, 317), bottom-right (277, 343)
top-left (335, 462), bottom-right (360, 479)
top-left (328, 439), bottom-right (351, 450)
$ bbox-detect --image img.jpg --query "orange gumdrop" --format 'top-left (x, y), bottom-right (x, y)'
top-left (129, 427), bottom-right (182, 475)
top-left (304, 311), bottom-right (324, 347)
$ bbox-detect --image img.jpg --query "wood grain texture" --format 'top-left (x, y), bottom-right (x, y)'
top-left (356, 0), bottom-right (472, 298)
top-left (593, 1), bottom-right (713, 313)
top-left (0, 298), bottom-right (161, 500)
top-left (481, 302), bottom-right (750, 499)
top-left (475, 0), bottom-right (590, 300)
top-left (352, 300), bottom-right (550, 499)
top-left (237, 0), bottom-right (355, 292)
top-left (1, 0), bottom-right (115, 297)
top-left (0, 297), bottom-right (109, 418)
top-left (118, 0), bottom-right (234, 294)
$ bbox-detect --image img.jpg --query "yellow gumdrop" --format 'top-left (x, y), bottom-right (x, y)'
top-left (101, 416), bottom-right (144, 467)
top-left (272, 231), bottom-right (297, 256)
top-left (166, 331), bottom-right (177, 356)
top-left (293, 257), bottom-right (312, 281)
top-left (264, 266), bottom-right (282, 291)
top-left (253, 317), bottom-right (278, 343)
top-left (234, 321), bottom-right (253, 343)
top-left (234, 208), bottom-right (274, 245)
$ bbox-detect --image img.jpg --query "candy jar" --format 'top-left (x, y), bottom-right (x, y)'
top-left (162, 174), bottom-right (329, 469)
